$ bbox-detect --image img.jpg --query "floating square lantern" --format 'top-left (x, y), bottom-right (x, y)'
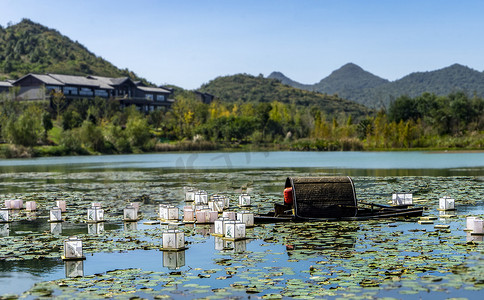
top-left (224, 220), bottom-right (246, 241)
top-left (196, 209), bottom-right (217, 223)
top-left (0, 209), bottom-right (9, 223)
top-left (4, 200), bottom-right (12, 209)
top-left (471, 218), bottom-right (484, 235)
top-left (238, 194), bottom-right (251, 207)
top-left (25, 201), bottom-right (37, 211)
top-left (56, 200), bottom-right (67, 212)
top-left (0, 224), bottom-right (9, 237)
top-left (50, 222), bottom-right (62, 235)
top-left (222, 211), bottom-right (236, 220)
top-left (185, 190), bottom-right (196, 202)
top-left (162, 250), bottom-right (186, 270)
top-left (214, 217), bottom-right (230, 236)
top-left (87, 206), bottom-right (104, 223)
top-left (466, 216), bottom-right (478, 231)
top-left (162, 229), bottom-right (186, 250)
top-left (208, 200), bottom-right (223, 213)
top-left (11, 199), bottom-right (23, 210)
top-left (183, 208), bottom-right (195, 222)
top-left (88, 222), bottom-right (104, 235)
top-left (438, 196), bottom-right (455, 211)
top-left (194, 190), bottom-right (208, 205)
top-left (123, 204), bottom-right (138, 221)
top-left (392, 193), bottom-right (413, 206)
top-left (62, 236), bottom-right (85, 260)
top-left (130, 202), bottom-right (140, 215)
top-left (49, 206), bottom-right (63, 222)
top-left (65, 260), bottom-right (84, 278)
top-left (159, 205), bottom-right (179, 221)
top-left (237, 211), bottom-right (254, 227)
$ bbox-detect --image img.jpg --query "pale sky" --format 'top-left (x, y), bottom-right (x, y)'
top-left (1, 0), bottom-right (483, 89)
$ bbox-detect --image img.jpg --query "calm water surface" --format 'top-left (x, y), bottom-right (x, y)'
top-left (0, 151), bottom-right (483, 298)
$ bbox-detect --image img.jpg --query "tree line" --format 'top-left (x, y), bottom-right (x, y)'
top-left (0, 90), bottom-right (483, 158)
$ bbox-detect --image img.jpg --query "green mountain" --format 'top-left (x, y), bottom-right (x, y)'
top-left (0, 19), bottom-right (144, 81)
top-left (198, 73), bottom-right (373, 119)
top-left (269, 63), bottom-right (484, 108)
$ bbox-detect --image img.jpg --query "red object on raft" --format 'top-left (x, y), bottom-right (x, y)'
top-left (284, 187), bottom-right (293, 205)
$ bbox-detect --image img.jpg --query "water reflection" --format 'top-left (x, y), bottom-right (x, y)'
top-left (88, 223), bottom-right (105, 235)
top-left (50, 222), bottom-right (62, 235)
top-left (162, 250), bottom-right (186, 270)
top-left (124, 221), bottom-right (138, 231)
top-left (466, 232), bottom-right (484, 242)
top-left (65, 260), bottom-right (84, 278)
top-left (213, 236), bottom-right (248, 253)
top-left (0, 223), bottom-right (9, 236)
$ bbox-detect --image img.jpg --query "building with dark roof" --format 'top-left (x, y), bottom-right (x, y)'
top-left (0, 73), bottom-right (174, 113)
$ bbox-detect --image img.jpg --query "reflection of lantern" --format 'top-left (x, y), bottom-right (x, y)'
top-left (123, 205), bottom-right (138, 221)
top-left (0, 223), bottom-right (9, 237)
top-left (26, 201), bottom-right (37, 211)
top-left (50, 222), bottom-right (62, 235)
top-left (239, 194), bottom-right (251, 207)
top-left (87, 207), bottom-right (104, 223)
top-left (49, 207), bottom-right (63, 222)
top-left (214, 236), bottom-right (224, 250)
top-left (65, 260), bottom-right (84, 278)
top-left (88, 222), bottom-right (104, 235)
top-left (224, 239), bottom-right (247, 253)
top-left (438, 196), bottom-right (455, 211)
top-left (12, 200), bottom-right (23, 210)
top-left (185, 190), bottom-right (196, 202)
top-left (237, 211), bottom-right (254, 227)
top-left (392, 193), bottom-right (413, 206)
top-left (222, 211), bottom-right (236, 220)
top-left (159, 205), bottom-right (179, 221)
top-left (162, 250), bottom-right (186, 270)
top-left (214, 217), bottom-right (230, 236)
top-left (224, 221), bottom-right (246, 240)
top-left (124, 221), bottom-right (138, 231)
top-left (56, 200), bottom-right (67, 212)
top-left (162, 229), bottom-right (185, 250)
top-left (0, 209), bottom-right (9, 223)
top-left (183, 208), bottom-right (195, 222)
top-left (62, 236), bottom-right (85, 260)
top-left (194, 191), bottom-right (208, 205)
top-left (467, 232), bottom-right (484, 242)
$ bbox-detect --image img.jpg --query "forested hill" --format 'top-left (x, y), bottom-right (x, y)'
top-left (0, 19), bottom-right (144, 82)
top-left (268, 63), bottom-right (484, 108)
top-left (198, 73), bottom-right (373, 119)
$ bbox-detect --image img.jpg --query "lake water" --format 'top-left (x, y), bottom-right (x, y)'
top-left (0, 151), bottom-right (483, 298)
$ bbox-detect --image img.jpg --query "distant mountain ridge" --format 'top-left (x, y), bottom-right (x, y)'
top-left (268, 63), bottom-right (484, 108)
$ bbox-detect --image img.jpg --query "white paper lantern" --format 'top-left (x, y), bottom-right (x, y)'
top-left (88, 222), bottom-right (104, 235)
top-left (11, 200), bottom-right (23, 210)
top-left (222, 211), bottom-right (236, 221)
top-left (183, 208), bottom-right (195, 222)
top-left (4, 200), bottom-right (12, 209)
top-left (130, 202), bottom-right (140, 215)
top-left (25, 201), bottom-right (37, 211)
top-left (162, 229), bottom-right (185, 250)
top-left (159, 205), bottom-right (179, 221)
top-left (238, 194), bottom-right (251, 207)
top-left (62, 236), bottom-right (85, 260)
top-left (439, 196), bottom-right (455, 210)
top-left (237, 211), bottom-right (254, 227)
top-left (185, 190), bottom-right (196, 202)
top-left (466, 216), bottom-right (478, 231)
top-left (194, 191), bottom-right (208, 205)
top-left (87, 207), bottom-right (104, 223)
top-left (162, 250), bottom-right (186, 270)
top-left (50, 222), bottom-right (62, 235)
top-left (123, 204), bottom-right (138, 221)
top-left (214, 217), bottom-right (230, 236)
top-left (56, 200), bottom-right (67, 212)
top-left (0, 209), bottom-right (9, 223)
top-left (65, 260), bottom-right (84, 278)
top-left (471, 218), bottom-right (484, 234)
top-left (49, 207), bottom-right (62, 222)
top-left (392, 193), bottom-right (413, 206)
top-left (208, 201), bottom-right (223, 213)
top-left (224, 221), bottom-right (246, 240)
top-left (196, 209), bottom-right (217, 223)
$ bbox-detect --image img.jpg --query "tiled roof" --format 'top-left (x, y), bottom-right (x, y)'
top-left (137, 85), bottom-right (171, 93)
top-left (48, 74), bottom-right (104, 88)
top-left (0, 81), bottom-right (13, 87)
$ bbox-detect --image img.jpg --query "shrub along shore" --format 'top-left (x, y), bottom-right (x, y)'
top-left (1, 91), bottom-right (483, 158)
